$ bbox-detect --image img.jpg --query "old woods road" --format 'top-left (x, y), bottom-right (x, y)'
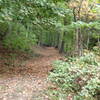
top-left (0, 46), bottom-right (62, 100)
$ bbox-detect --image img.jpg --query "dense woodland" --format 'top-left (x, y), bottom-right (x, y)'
top-left (0, 0), bottom-right (100, 100)
top-left (0, 0), bottom-right (100, 55)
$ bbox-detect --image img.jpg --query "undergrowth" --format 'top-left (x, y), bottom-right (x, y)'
top-left (48, 51), bottom-right (100, 100)
top-left (2, 22), bottom-right (37, 51)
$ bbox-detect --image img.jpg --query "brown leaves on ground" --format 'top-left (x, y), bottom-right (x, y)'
top-left (0, 45), bottom-right (62, 100)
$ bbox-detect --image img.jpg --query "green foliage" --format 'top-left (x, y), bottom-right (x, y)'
top-left (0, 21), bottom-right (9, 39)
top-left (93, 46), bottom-right (100, 55)
top-left (2, 23), bottom-right (36, 51)
top-left (48, 53), bottom-right (100, 100)
top-left (0, 0), bottom-right (38, 51)
top-left (0, 0), bottom-right (100, 53)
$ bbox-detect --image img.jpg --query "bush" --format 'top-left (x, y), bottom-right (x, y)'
top-left (48, 53), bottom-right (100, 100)
top-left (2, 23), bottom-right (37, 51)
top-left (0, 21), bottom-right (9, 40)
top-left (93, 46), bottom-right (100, 56)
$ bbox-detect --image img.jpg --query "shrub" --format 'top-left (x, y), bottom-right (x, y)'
top-left (0, 21), bottom-right (9, 40)
top-left (93, 46), bottom-right (100, 56)
top-left (2, 23), bottom-right (37, 51)
top-left (48, 53), bottom-right (100, 100)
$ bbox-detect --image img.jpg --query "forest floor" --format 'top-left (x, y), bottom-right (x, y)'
top-left (0, 45), bottom-right (62, 100)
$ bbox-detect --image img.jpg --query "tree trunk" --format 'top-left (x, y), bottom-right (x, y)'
top-left (75, 28), bottom-right (83, 56)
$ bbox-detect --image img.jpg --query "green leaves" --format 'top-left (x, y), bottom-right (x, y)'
top-left (48, 52), bottom-right (100, 99)
top-left (3, 23), bottom-right (36, 51)
top-left (0, 0), bottom-right (100, 53)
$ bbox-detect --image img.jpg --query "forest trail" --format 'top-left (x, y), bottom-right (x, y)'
top-left (0, 46), bottom-right (62, 100)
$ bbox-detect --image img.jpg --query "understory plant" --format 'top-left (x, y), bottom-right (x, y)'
top-left (2, 23), bottom-right (36, 51)
top-left (93, 46), bottom-right (100, 56)
top-left (48, 52), bottom-right (100, 100)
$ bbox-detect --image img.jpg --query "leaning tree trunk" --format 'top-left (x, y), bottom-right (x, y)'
top-left (75, 28), bottom-right (83, 56)
top-left (86, 31), bottom-right (90, 50)
top-left (98, 34), bottom-right (100, 47)
top-left (58, 31), bottom-right (64, 53)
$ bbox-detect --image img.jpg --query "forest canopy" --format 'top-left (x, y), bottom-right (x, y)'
top-left (0, 0), bottom-right (100, 55)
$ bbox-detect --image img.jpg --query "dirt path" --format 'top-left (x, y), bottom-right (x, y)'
top-left (0, 46), bottom-right (61, 100)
